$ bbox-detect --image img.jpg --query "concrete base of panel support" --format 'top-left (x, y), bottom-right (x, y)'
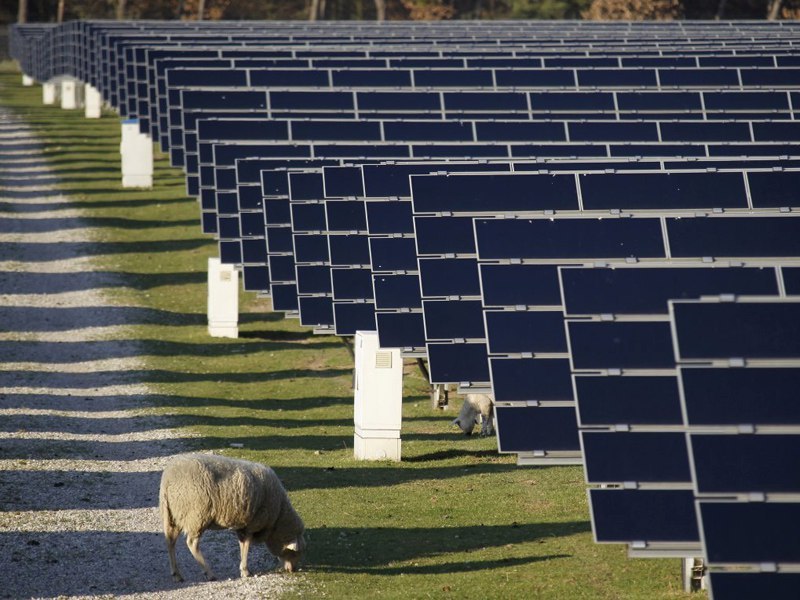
top-left (207, 258), bottom-right (239, 338)
top-left (84, 85), bottom-right (102, 118)
top-left (682, 557), bottom-right (707, 593)
top-left (353, 331), bottom-right (402, 461)
top-left (60, 79), bottom-right (82, 110)
top-left (42, 82), bottom-right (57, 105)
top-left (120, 119), bottom-right (153, 188)
top-left (22, 75), bottom-right (34, 86)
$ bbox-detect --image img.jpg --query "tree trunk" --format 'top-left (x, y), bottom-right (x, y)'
top-left (176, 0), bottom-right (185, 19)
top-left (197, 0), bottom-right (206, 20)
top-left (319, 0), bottom-right (327, 19)
top-left (56, 0), bottom-right (65, 22)
top-left (17, 0), bottom-right (28, 23)
top-left (374, 0), bottom-right (386, 20)
top-left (115, 0), bottom-right (126, 20)
top-left (768, 0), bottom-right (783, 19)
top-left (309, 0), bottom-right (320, 20)
top-left (714, 0), bottom-right (727, 19)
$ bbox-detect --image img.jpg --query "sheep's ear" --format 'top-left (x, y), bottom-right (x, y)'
top-left (285, 539), bottom-right (300, 552)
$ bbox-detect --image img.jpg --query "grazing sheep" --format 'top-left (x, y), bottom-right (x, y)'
top-left (452, 394), bottom-right (494, 437)
top-left (159, 453), bottom-right (305, 582)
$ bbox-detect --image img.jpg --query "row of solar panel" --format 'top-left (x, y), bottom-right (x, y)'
top-left (120, 42), bottom-right (800, 129)
top-left (13, 23), bottom-right (800, 598)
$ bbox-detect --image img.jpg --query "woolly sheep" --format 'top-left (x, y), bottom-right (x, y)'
top-left (452, 394), bottom-right (494, 437)
top-left (159, 453), bottom-right (306, 581)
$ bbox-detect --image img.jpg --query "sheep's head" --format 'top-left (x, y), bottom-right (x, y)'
top-left (454, 414), bottom-right (481, 435)
top-left (278, 534), bottom-right (306, 572)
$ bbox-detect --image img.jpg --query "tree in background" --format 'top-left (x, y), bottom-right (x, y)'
top-left (582, 0), bottom-right (683, 19)
top-left (509, 0), bottom-right (591, 18)
top-left (401, 0), bottom-right (456, 18)
top-left (17, 0), bottom-right (28, 22)
top-left (5, 0), bottom-right (798, 23)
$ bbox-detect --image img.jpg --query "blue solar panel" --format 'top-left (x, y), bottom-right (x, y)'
top-left (590, 490), bottom-right (699, 543)
top-left (423, 300), bottom-right (485, 340)
top-left (568, 321), bottom-right (675, 370)
top-left (710, 573), bottom-right (800, 600)
top-left (490, 357), bottom-right (573, 402)
top-left (495, 406), bottom-right (580, 453)
top-left (582, 432), bottom-right (692, 484)
top-left (376, 312), bottom-right (426, 349)
top-left (485, 310), bottom-right (567, 354)
top-left (475, 218), bottom-right (666, 261)
top-left (574, 375), bottom-right (683, 426)
top-left (373, 275), bottom-right (422, 310)
top-left (418, 258), bottom-right (480, 297)
top-left (410, 173), bottom-right (578, 213)
top-left (560, 266), bottom-right (779, 316)
top-left (681, 367), bottom-right (800, 426)
top-left (673, 301), bottom-right (800, 360)
top-left (333, 302), bottom-right (376, 335)
top-left (700, 502), bottom-right (800, 564)
top-left (480, 265), bottom-right (562, 307)
top-left (427, 342), bottom-right (489, 383)
top-left (691, 435), bottom-right (800, 494)
top-left (578, 171), bottom-right (748, 210)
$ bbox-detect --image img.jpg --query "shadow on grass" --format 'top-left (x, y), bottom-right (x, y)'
top-left (238, 329), bottom-right (316, 342)
top-left (403, 448), bottom-right (503, 463)
top-left (307, 522), bottom-right (585, 574)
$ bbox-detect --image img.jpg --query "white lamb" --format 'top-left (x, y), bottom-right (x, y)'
top-left (159, 453), bottom-right (306, 581)
top-left (452, 394), bottom-right (494, 437)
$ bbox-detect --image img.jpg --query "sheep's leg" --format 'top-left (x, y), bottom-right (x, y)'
top-left (164, 525), bottom-right (183, 582)
top-left (186, 533), bottom-right (216, 581)
top-left (481, 409), bottom-right (495, 437)
top-left (237, 531), bottom-right (252, 578)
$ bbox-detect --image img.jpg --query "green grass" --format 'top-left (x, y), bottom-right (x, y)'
top-left (0, 62), bottom-right (702, 599)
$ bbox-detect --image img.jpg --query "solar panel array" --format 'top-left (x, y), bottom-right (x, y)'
top-left (11, 19), bottom-right (800, 598)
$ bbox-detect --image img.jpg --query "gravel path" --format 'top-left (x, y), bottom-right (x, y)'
top-left (0, 107), bottom-right (298, 599)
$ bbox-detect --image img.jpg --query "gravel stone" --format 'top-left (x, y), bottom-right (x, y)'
top-left (0, 107), bottom-right (300, 599)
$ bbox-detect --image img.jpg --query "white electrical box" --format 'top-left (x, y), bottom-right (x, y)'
top-left (353, 331), bottom-right (402, 461)
top-left (120, 119), bottom-right (154, 188)
top-left (60, 79), bottom-right (82, 110)
top-left (207, 258), bottom-right (239, 338)
top-left (42, 82), bottom-right (57, 105)
top-left (85, 85), bottom-right (102, 118)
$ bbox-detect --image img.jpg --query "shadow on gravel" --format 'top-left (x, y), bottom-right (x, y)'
top-left (0, 392), bottom-right (353, 413)
top-left (0, 438), bottom-right (190, 461)
top-left (0, 339), bottom-right (343, 362)
top-left (0, 216), bottom-right (198, 232)
top-left (0, 413), bottom-right (352, 436)
top-left (0, 368), bottom-right (351, 388)
top-left (0, 528), bottom-right (282, 598)
top-left (0, 306), bottom-right (207, 330)
top-left (0, 238), bottom-right (212, 260)
top-left (0, 196), bottom-right (194, 213)
top-left (0, 270), bottom-right (205, 293)
top-left (0, 470), bottom-right (161, 511)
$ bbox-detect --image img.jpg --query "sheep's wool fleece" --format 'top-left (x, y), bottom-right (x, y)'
top-left (160, 454), bottom-right (295, 535)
